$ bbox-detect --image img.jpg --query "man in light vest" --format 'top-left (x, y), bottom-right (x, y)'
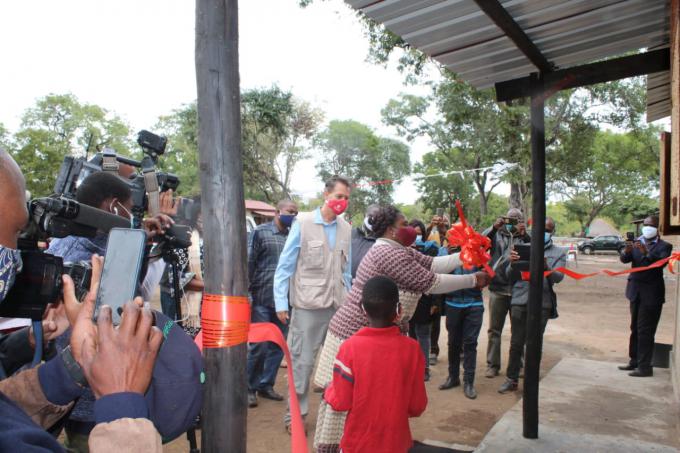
top-left (273, 176), bottom-right (352, 433)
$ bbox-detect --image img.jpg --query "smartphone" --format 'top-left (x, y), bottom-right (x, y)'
top-left (515, 243), bottom-right (531, 262)
top-left (626, 232), bottom-right (635, 242)
top-left (93, 228), bottom-right (147, 325)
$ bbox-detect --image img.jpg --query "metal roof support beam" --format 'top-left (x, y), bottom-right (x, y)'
top-left (524, 72), bottom-right (546, 440)
top-left (472, 0), bottom-right (553, 73)
top-left (495, 47), bottom-right (671, 102)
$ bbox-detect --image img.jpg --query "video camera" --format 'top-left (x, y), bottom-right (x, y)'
top-left (0, 197), bottom-right (130, 320)
top-left (53, 130), bottom-right (179, 227)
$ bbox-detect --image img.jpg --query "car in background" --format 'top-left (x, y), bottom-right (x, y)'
top-left (577, 235), bottom-right (625, 255)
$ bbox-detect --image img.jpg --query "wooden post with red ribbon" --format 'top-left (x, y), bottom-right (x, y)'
top-left (195, 0), bottom-right (250, 451)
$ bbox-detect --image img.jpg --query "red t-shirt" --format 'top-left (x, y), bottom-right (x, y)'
top-left (324, 325), bottom-right (428, 453)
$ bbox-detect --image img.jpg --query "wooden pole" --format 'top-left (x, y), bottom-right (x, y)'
top-left (523, 73), bottom-right (545, 439)
top-left (195, 0), bottom-right (248, 451)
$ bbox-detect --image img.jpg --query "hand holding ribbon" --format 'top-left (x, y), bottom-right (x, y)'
top-left (446, 200), bottom-right (495, 278)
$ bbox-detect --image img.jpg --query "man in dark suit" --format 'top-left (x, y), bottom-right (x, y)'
top-left (618, 216), bottom-right (672, 377)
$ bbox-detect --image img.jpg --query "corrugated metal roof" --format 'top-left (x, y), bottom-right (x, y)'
top-left (346, 0), bottom-right (670, 89)
top-left (647, 69), bottom-right (671, 122)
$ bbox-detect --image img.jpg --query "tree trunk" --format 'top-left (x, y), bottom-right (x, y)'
top-left (195, 0), bottom-right (248, 451)
top-left (509, 181), bottom-right (523, 210)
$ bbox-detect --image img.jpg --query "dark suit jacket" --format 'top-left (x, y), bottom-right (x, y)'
top-left (620, 237), bottom-right (673, 306)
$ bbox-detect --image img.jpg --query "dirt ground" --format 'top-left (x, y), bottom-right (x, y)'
top-left (165, 253), bottom-right (678, 452)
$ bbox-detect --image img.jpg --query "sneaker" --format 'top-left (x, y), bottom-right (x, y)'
top-left (498, 378), bottom-right (518, 394)
top-left (424, 369), bottom-right (431, 382)
top-left (429, 353), bottom-right (438, 366)
top-left (485, 367), bottom-right (499, 378)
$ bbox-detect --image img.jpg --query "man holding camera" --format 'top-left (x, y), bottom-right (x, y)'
top-left (483, 208), bottom-right (530, 378)
top-left (497, 217), bottom-right (566, 393)
top-left (619, 216), bottom-right (672, 377)
top-left (0, 148), bottom-right (163, 451)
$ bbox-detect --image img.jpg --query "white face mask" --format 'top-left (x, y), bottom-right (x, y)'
top-left (641, 226), bottom-right (658, 240)
top-left (363, 217), bottom-right (373, 232)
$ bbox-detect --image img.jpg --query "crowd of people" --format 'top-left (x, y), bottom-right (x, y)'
top-left (0, 142), bottom-right (673, 452)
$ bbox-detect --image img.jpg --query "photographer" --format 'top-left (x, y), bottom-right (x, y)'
top-left (46, 172), bottom-right (201, 450)
top-left (618, 216), bottom-right (672, 377)
top-left (496, 217), bottom-right (566, 394)
top-left (0, 148), bottom-right (162, 451)
top-left (482, 208), bottom-right (530, 378)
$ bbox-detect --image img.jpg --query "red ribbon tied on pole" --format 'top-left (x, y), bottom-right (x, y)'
top-left (446, 200), bottom-right (495, 278)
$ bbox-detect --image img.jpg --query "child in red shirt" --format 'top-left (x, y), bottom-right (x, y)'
top-left (323, 275), bottom-right (428, 453)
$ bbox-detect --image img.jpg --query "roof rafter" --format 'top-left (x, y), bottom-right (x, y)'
top-left (472, 0), bottom-right (553, 73)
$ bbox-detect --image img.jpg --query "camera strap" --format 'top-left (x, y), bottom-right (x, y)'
top-left (140, 156), bottom-right (160, 216)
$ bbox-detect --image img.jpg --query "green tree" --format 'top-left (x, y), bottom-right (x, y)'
top-left (10, 94), bottom-right (132, 195)
top-left (553, 129), bottom-right (660, 235)
top-left (156, 86), bottom-right (324, 200)
top-left (315, 120), bottom-right (410, 219)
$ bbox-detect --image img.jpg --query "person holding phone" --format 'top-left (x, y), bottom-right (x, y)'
top-left (497, 217), bottom-right (566, 394)
top-left (482, 208), bottom-right (530, 378)
top-left (618, 216), bottom-right (672, 377)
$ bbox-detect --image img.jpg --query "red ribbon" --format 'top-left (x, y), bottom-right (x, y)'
top-left (195, 323), bottom-right (308, 453)
top-left (201, 294), bottom-right (250, 348)
top-left (521, 252), bottom-right (680, 281)
top-left (446, 200), bottom-right (495, 277)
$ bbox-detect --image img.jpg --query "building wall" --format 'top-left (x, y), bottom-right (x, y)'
top-left (665, 234), bottom-right (680, 402)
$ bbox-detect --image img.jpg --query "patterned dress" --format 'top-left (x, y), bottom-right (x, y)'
top-left (314, 238), bottom-right (439, 452)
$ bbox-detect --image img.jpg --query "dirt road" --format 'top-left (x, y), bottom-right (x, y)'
top-left (166, 254), bottom-right (677, 452)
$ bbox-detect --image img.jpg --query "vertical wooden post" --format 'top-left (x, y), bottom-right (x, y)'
top-left (523, 73), bottom-right (545, 439)
top-left (195, 0), bottom-right (248, 452)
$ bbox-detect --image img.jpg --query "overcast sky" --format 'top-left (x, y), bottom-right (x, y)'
top-left (0, 0), bottom-right (439, 204)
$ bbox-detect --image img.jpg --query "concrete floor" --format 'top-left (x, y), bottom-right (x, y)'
top-left (475, 358), bottom-right (680, 452)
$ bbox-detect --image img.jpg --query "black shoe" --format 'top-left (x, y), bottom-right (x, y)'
top-left (498, 378), bottom-right (518, 394)
top-left (618, 364), bottom-right (636, 371)
top-left (424, 369), bottom-right (431, 382)
top-left (629, 368), bottom-right (653, 377)
top-left (464, 382), bottom-right (477, 399)
top-left (438, 376), bottom-right (461, 390)
top-left (485, 367), bottom-right (499, 378)
top-left (258, 387), bottom-right (284, 401)
top-left (248, 391), bottom-right (258, 408)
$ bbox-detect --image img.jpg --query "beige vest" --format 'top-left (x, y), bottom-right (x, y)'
top-left (290, 211), bottom-right (350, 310)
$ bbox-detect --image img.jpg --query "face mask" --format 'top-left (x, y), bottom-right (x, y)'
top-left (544, 232), bottom-right (552, 245)
top-left (326, 199), bottom-right (348, 216)
top-left (415, 235), bottom-right (422, 243)
top-left (363, 217), bottom-right (373, 232)
top-left (394, 226), bottom-right (417, 247)
top-left (641, 226), bottom-right (658, 239)
top-left (505, 224), bottom-right (516, 233)
top-left (0, 246), bottom-right (23, 302)
top-left (278, 214), bottom-right (296, 228)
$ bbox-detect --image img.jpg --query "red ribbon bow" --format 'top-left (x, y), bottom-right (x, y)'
top-left (446, 200), bottom-right (495, 278)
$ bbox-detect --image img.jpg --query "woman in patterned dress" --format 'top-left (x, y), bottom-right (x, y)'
top-left (313, 205), bottom-right (491, 453)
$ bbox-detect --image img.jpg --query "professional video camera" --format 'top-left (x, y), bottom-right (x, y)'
top-left (53, 130), bottom-right (180, 227)
top-left (0, 197), bottom-right (129, 321)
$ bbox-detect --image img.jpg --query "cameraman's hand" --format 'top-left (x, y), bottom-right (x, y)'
top-left (509, 250), bottom-right (520, 262)
top-left (160, 190), bottom-right (178, 216)
top-left (80, 301), bottom-right (163, 398)
top-left (473, 271), bottom-right (492, 289)
top-left (493, 217), bottom-right (505, 231)
top-left (28, 303), bottom-right (69, 348)
top-left (143, 214), bottom-right (175, 240)
top-left (623, 241), bottom-right (634, 254)
top-left (64, 255), bottom-right (103, 364)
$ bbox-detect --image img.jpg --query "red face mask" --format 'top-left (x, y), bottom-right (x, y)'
top-left (395, 226), bottom-right (417, 247)
top-left (326, 198), bottom-right (348, 215)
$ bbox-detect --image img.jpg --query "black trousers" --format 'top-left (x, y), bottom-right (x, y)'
top-left (446, 305), bottom-right (484, 383)
top-left (431, 311), bottom-right (441, 356)
top-left (628, 298), bottom-right (663, 371)
top-left (506, 305), bottom-right (550, 382)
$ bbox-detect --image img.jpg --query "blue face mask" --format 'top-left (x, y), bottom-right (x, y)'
top-left (0, 246), bottom-right (23, 302)
top-left (279, 214), bottom-right (296, 228)
top-left (505, 224), bottom-right (515, 233)
top-left (544, 232), bottom-right (552, 245)
top-left (415, 235), bottom-right (423, 243)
